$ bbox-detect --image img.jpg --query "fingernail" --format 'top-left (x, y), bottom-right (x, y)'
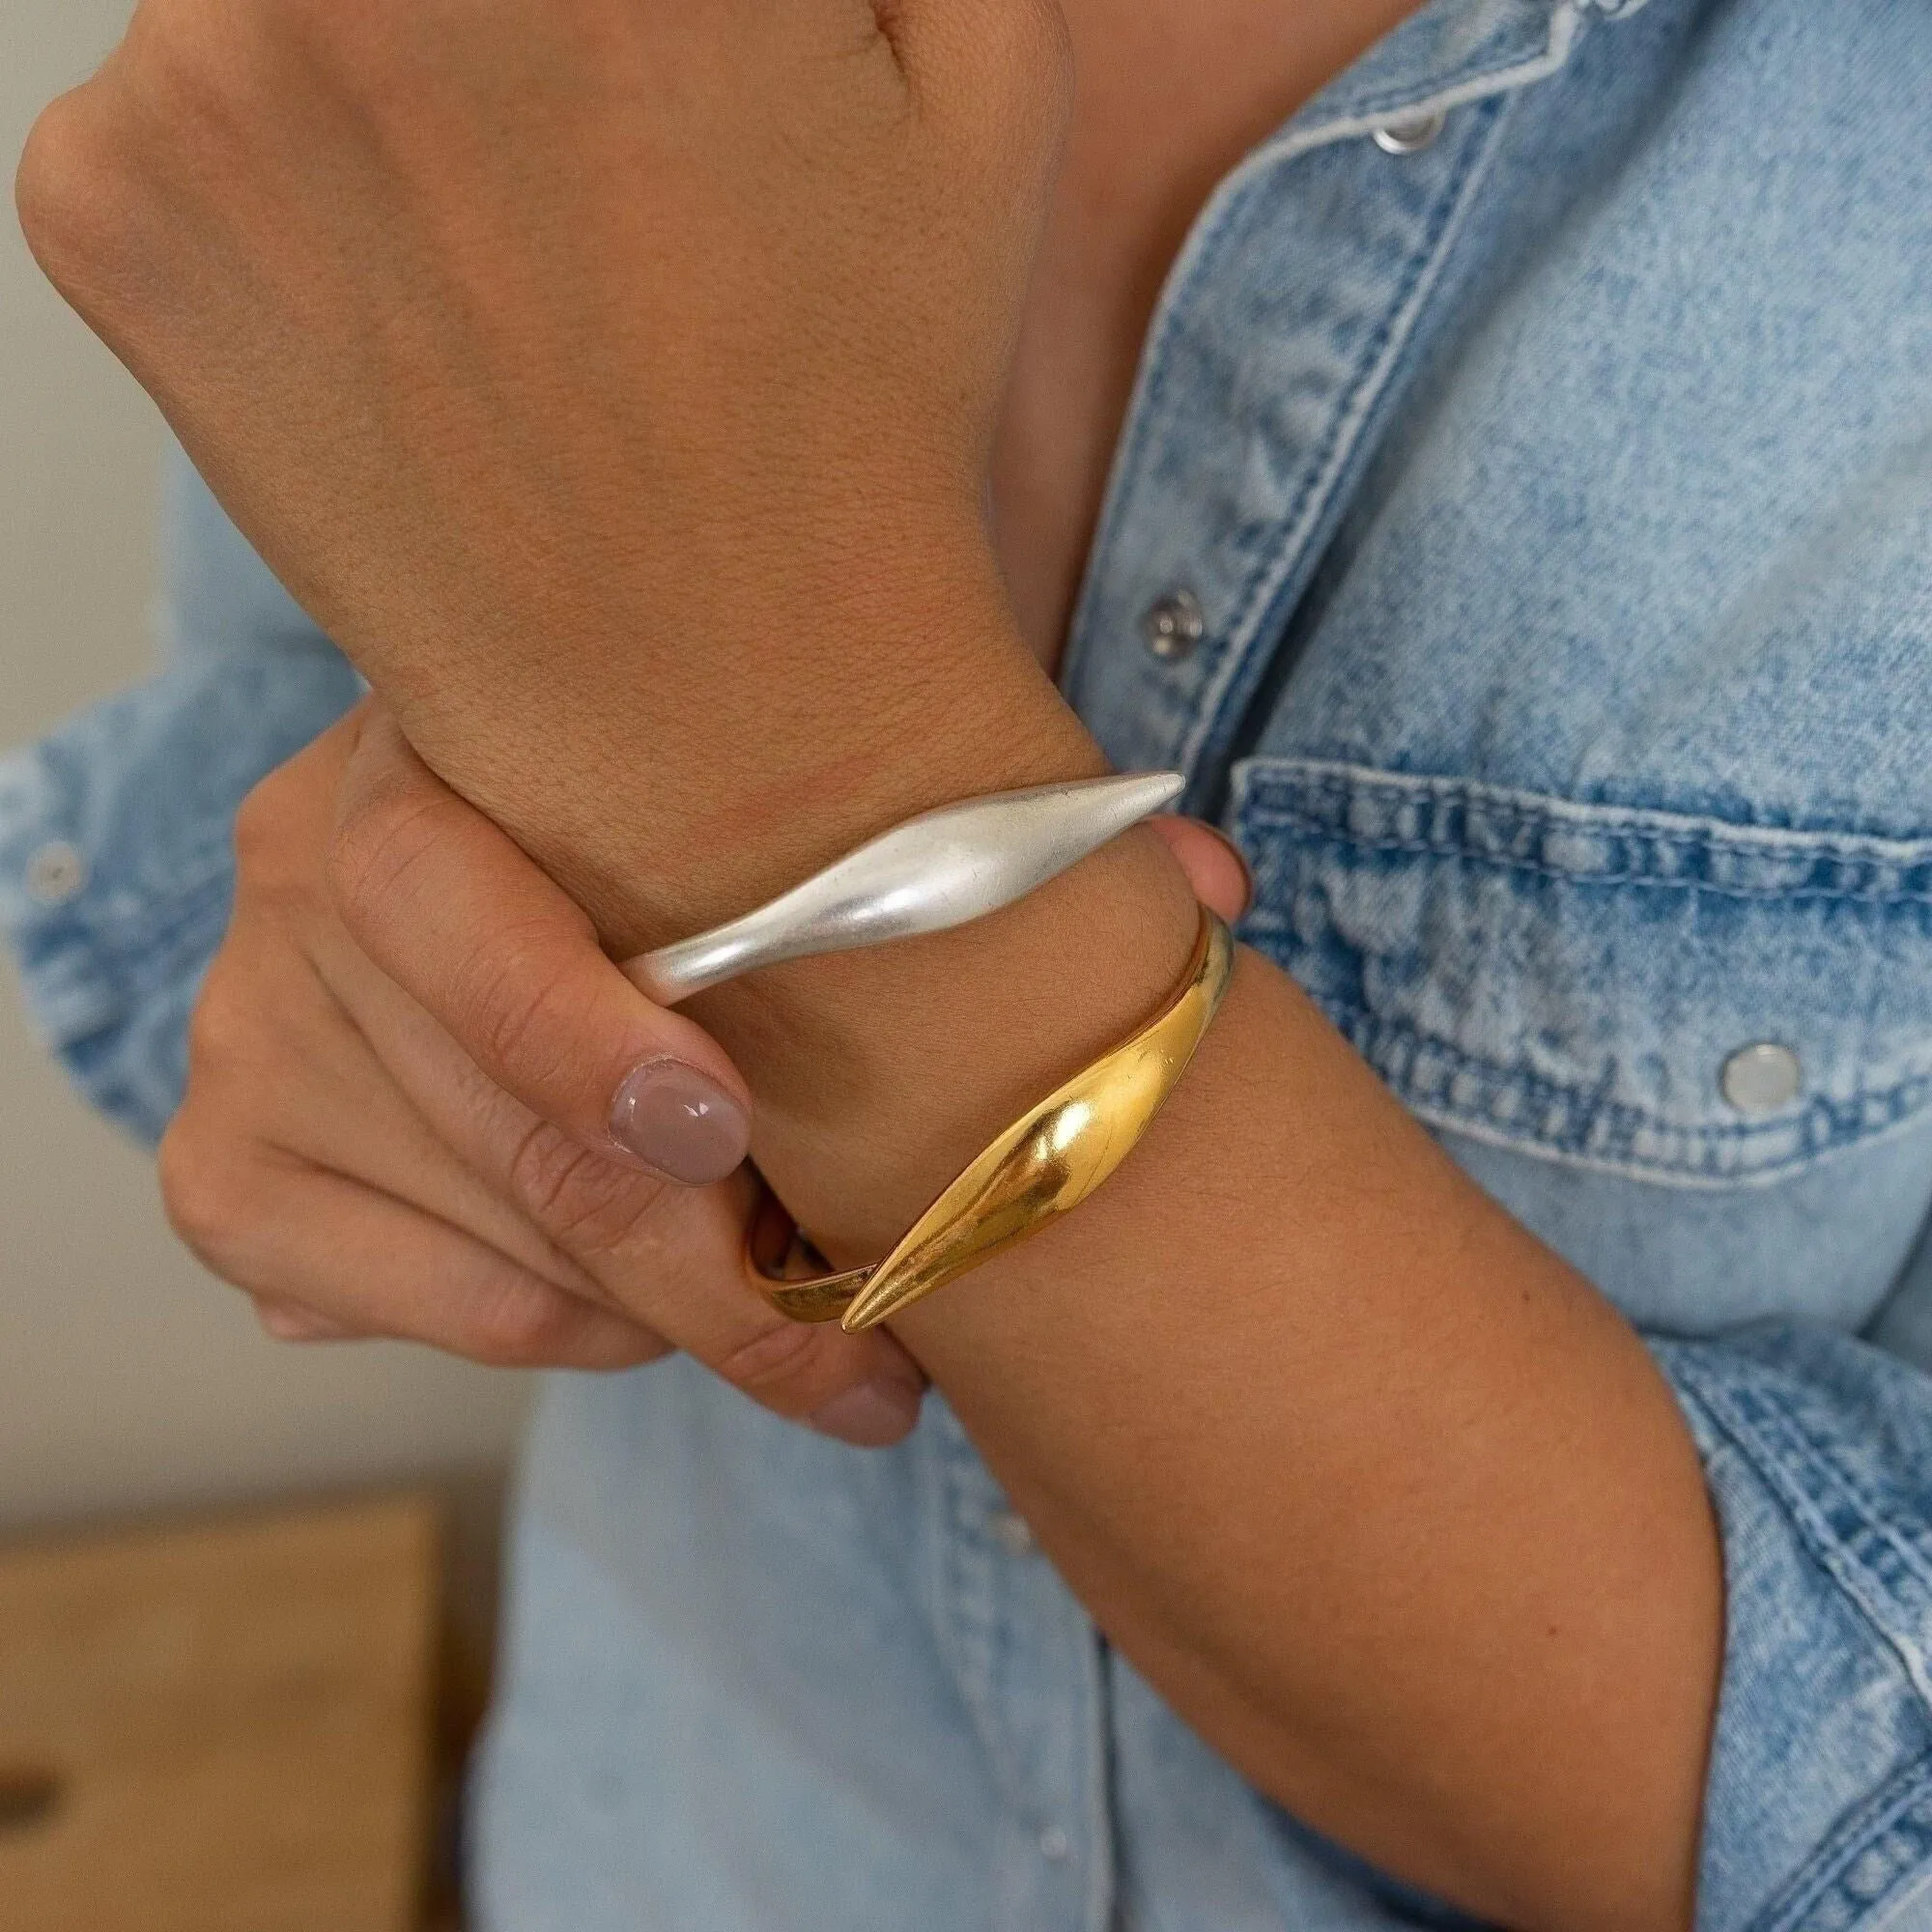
top-left (808, 1378), bottom-right (924, 1449)
top-left (258, 1304), bottom-right (352, 1343)
top-left (1207, 825), bottom-right (1255, 916)
top-left (608, 1058), bottom-right (751, 1185)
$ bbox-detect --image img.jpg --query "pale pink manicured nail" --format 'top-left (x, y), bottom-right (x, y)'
top-left (808, 1379), bottom-right (924, 1449)
top-left (257, 1303), bottom-right (353, 1343)
top-left (608, 1058), bottom-right (751, 1185)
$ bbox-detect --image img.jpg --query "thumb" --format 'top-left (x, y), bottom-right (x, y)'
top-left (327, 708), bottom-right (753, 1187)
top-left (1148, 815), bottom-right (1253, 923)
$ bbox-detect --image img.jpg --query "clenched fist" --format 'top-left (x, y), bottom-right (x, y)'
top-left (17, 0), bottom-right (1089, 947)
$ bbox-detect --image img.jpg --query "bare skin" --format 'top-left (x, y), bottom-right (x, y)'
top-left (17, 0), bottom-right (1723, 1923)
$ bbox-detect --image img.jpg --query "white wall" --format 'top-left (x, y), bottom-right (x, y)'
top-left (0, 0), bottom-right (530, 1540)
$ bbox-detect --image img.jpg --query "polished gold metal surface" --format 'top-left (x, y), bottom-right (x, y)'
top-left (748, 908), bottom-right (1236, 1332)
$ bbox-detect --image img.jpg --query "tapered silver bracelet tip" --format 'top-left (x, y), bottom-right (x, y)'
top-left (625, 770), bottom-right (1184, 1005)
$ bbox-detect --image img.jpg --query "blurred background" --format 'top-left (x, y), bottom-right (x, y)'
top-left (2, 4), bottom-right (532, 1922)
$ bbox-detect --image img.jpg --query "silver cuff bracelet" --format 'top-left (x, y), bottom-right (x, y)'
top-left (622, 771), bottom-right (1183, 1006)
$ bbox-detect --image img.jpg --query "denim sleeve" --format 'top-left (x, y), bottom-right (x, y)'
top-left (0, 445), bottom-right (360, 1145)
top-left (1654, 1324), bottom-right (1932, 1930)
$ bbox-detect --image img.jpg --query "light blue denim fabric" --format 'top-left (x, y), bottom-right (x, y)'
top-left (6, 0), bottom-right (1932, 1922)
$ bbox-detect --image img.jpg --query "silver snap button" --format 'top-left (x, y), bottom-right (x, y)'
top-left (24, 840), bottom-right (87, 906)
top-left (989, 1511), bottom-right (1037, 1558)
top-left (1720, 1042), bottom-right (1802, 1115)
top-left (1038, 1826), bottom-right (1071, 1862)
top-left (1143, 588), bottom-right (1206, 663)
top-left (1373, 111), bottom-right (1446, 155)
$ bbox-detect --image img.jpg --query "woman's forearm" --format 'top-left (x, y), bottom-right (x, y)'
top-left (605, 690), bottom-right (1724, 1932)
top-left (905, 947), bottom-right (1718, 1932)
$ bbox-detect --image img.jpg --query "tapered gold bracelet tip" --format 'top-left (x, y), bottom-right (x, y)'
top-left (744, 908), bottom-right (1235, 1332)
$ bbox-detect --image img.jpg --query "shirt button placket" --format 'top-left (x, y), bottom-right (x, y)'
top-left (928, 1403), bottom-right (1115, 1931)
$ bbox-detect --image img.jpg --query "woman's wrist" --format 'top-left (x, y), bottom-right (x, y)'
top-left (412, 545), bottom-right (1085, 950)
top-left (712, 819), bottom-right (1204, 1261)
top-left (400, 553), bottom-right (1203, 1256)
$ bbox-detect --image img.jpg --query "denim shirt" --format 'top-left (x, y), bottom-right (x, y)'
top-left (7, 0), bottom-right (1932, 1922)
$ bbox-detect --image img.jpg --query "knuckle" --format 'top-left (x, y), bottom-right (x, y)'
top-left (460, 1279), bottom-right (591, 1369)
top-left (231, 774), bottom-right (291, 876)
top-left (715, 1320), bottom-right (842, 1416)
top-left (325, 778), bottom-right (445, 951)
top-left (184, 967), bottom-right (257, 1079)
top-left (457, 940), bottom-right (583, 1089)
top-left (156, 1115), bottom-right (250, 1267)
top-left (232, 764), bottom-right (322, 903)
top-left (504, 1120), bottom-right (670, 1261)
top-left (14, 93), bottom-right (130, 299)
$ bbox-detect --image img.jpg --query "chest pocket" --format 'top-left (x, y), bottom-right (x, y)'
top-left (1229, 756), bottom-right (1932, 1336)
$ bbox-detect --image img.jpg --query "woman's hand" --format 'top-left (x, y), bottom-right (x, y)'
top-left (165, 700), bottom-right (1248, 1441)
top-left (17, 0), bottom-right (1086, 948)
top-left (162, 701), bottom-right (933, 1445)
top-left (15, 0), bottom-right (1205, 1291)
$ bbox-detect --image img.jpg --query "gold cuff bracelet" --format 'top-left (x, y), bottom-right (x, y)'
top-left (748, 906), bottom-right (1236, 1332)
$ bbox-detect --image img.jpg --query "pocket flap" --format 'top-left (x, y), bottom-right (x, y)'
top-left (1231, 758), bottom-right (1932, 1184)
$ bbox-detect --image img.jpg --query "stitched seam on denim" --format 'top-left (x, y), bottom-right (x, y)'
top-left (1657, 1363), bottom-right (1932, 1931)
top-left (1058, 5), bottom-right (1585, 706)
top-left (4, 841), bottom-right (231, 948)
top-left (1242, 763), bottom-right (1932, 862)
top-left (1666, 1350), bottom-right (1932, 1704)
top-left (1235, 759), bottom-right (1932, 1176)
top-left (926, 1439), bottom-right (1039, 1818)
top-left (1868, 1861), bottom-right (1932, 1932)
top-left (1249, 824), bottom-right (1932, 905)
top-left (1176, 100), bottom-right (1518, 801)
top-left (1752, 1755), bottom-right (1932, 1932)
top-left (1078, 1618), bottom-right (1114, 1932)
top-left (1409, 1085), bottom-right (1932, 1192)
top-left (1077, 169), bottom-right (1271, 678)
top-left (1236, 761), bottom-right (1932, 877)
top-left (913, 1410), bottom-right (969, 1761)
top-left (1060, 171), bottom-right (1268, 707)
top-left (1187, 117), bottom-right (1498, 750)
top-left (1262, 834), bottom-right (1932, 890)
top-left (1296, 2), bottom-right (1589, 135)
top-left (1669, 1368), bottom-right (1932, 1924)
top-left (1255, 986), bottom-right (1932, 1184)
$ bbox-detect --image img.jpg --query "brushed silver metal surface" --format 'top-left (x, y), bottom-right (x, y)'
top-left (624, 771), bottom-right (1184, 1006)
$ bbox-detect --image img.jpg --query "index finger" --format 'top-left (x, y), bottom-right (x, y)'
top-left (328, 708), bottom-right (753, 1187)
